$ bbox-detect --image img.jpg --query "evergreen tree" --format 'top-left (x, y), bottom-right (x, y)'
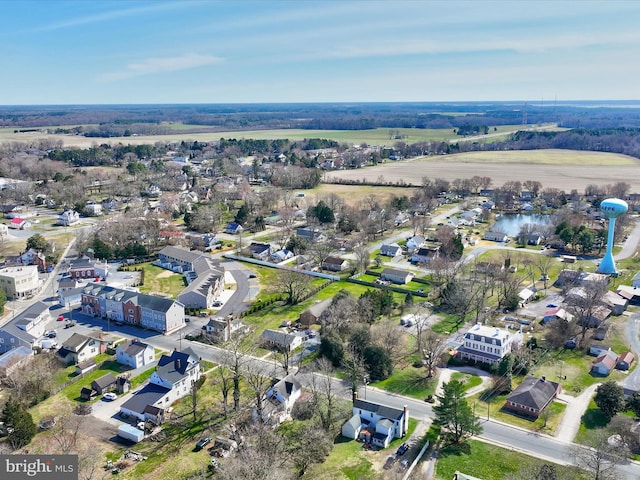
top-left (2, 399), bottom-right (36, 449)
top-left (594, 381), bottom-right (625, 420)
top-left (234, 203), bottom-right (249, 225)
top-left (434, 380), bottom-right (482, 444)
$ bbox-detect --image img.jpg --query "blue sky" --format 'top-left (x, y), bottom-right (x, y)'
top-left (2, 0), bottom-right (640, 105)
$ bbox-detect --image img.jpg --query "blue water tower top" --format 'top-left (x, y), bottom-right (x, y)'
top-left (600, 198), bottom-right (628, 218)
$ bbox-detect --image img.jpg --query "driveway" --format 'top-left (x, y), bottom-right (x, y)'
top-left (554, 383), bottom-right (599, 443)
top-left (90, 390), bottom-right (136, 427)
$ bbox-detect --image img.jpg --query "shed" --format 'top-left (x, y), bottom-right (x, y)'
top-left (75, 359), bottom-right (97, 375)
top-left (616, 352), bottom-right (634, 371)
top-left (91, 373), bottom-right (117, 394)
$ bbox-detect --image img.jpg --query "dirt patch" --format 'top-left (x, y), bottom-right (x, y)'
top-left (156, 270), bottom-right (175, 279)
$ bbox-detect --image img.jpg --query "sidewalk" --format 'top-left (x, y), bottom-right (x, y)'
top-left (554, 383), bottom-right (599, 443)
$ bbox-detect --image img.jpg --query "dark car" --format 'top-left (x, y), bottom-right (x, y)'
top-left (195, 437), bottom-right (212, 450)
top-left (248, 273), bottom-right (257, 279)
top-left (396, 443), bottom-right (409, 456)
top-left (547, 303), bottom-right (557, 308)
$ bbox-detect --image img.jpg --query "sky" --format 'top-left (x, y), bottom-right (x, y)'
top-left (2, 0), bottom-right (640, 105)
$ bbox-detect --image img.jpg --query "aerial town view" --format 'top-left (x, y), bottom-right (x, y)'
top-left (2, 1), bottom-right (640, 480)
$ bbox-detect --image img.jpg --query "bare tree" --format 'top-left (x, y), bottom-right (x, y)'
top-left (535, 254), bottom-right (556, 290)
top-left (422, 331), bottom-right (448, 378)
top-left (308, 241), bottom-right (334, 271)
top-left (215, 366), bottom-right (233, 419)
top-left (272, 270), bottom-right (312, 305)
top-left (564, 279), bottom-right (609, 349)
top-left (371, 318), bottom-right (406, 362)
top-left (571, 429), bottom-right (622, 480)
top-left (352, 245), bottom-right (371, 274)
top-left (245, 364), bottom-right (272, 424)
top-left (309, 357), bottom-right (342, 430)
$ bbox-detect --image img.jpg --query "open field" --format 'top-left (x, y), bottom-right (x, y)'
top-left (325, 149), bottom-right (640, 191)
top-left (0, 124), bottom-right (534, 148)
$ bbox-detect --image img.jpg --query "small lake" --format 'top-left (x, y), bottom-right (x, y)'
top-left (492, 214), bottom-right (552, 237)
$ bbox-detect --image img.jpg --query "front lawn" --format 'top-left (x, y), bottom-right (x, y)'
top-left (450, 372), bottom-right (483, 392)
top-left (60, 360), bottom-right (130, 402)
top-left (435, 439), bottom-right (585, 480)
top-left (371, 366), bottom-right (437, 400)
top-left (136, 262), bottom-right (186, 299)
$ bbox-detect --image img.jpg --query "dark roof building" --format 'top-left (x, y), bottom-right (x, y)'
top-left (504, 376), bottom-right (560, 419)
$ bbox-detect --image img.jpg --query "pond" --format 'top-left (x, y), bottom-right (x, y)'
top-left (492, 214), bottom-right (552, 237)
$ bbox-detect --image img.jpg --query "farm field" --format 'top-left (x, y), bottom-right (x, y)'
top-left (0, 124), bottom-right (535, 149)
top-left (325, 149), bottom-right (640, 192)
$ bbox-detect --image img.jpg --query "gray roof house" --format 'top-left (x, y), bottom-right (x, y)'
top-left (342, 397), bottom-right (409, 449)
top-left (248, 242), bottom-right (272, 260)
top-left (259, 329), bottom-right (304, 352)
top-left (299, 299), bottom-right (331, 326)
top-left (322, 256), bottom-right (349, 272)
top-left (380, 244), bottom-right (402, 257)
top-left (0, 301), bottom-right (50, 354)
top-left (91, 373), bottom-right (117, 394)
top-left (116, 339), bottom-right (155, 369)
top-left (504, 376), bottom-right (561, 419)
top-left (380, 268), bottom-right (414, 285)
top-left (58, 331), bottom-right (106, 365)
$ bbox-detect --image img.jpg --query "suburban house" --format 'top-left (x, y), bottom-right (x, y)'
top-left (58, 332), bottom-right (107, 365)
top-left (91, 373), bottom-right (117, 395)
top-left (224, 222), bottom-right (243, 235)
top-left (259, 329), bottom-right (304, 351)
top-left (542, 307), bottom-right (574, 324)
top-left (0, 301), bottom-right (50, 354)
top-left (80, 283), bottom-right (185, 334)
top-left (632, 271), bottom-right (640, 288)
top-left (589, 344), bottom-right (611, 356)
top-left (555, 270), bottom-right (609, 288)
top-left (504, 376), bottom-right (561, 419)
top-left (9, 218), bottom-right (31, 230)
top-left (602, 291), bottom-right (628, 315)
top-left (406, 235), bottom-right (425, 253)
top-left (0, 265), bottom-right (40, 299)
top-left (260, 374), bottom-right (303, 424)
top-left (57, 286), bottom-right (84, 308)
top-left (57, 210), bottom-right (80, 226)
top-left (68, 256), bottom-right (108, 280)
top-left (322, 256), bottom-right (349, 272)
top-left (591, 350), bottom-right (618, 376)
top-left (380, 244), bottom-right (403, 257)
top-left (411, 246), bottom-right (440, 264)
top-left (483, 230), bottom-right (509, 242)
top-left (0, 345), bottom-right (33, 377)
top-left (248, 242), bottom-right (272, 260)
top-left (116, 339), bottom-right (155, 369)
top-left (616, 352), bottom-right (635, 371)
top-left (120, 348), bottom-right (201, 423)
top-left (271, 249), bottom-right (294, 263)
top-left (342, 397), bottom-right (409, 448)
top-left (380, 268), bottom-right (414, 285)
top-left (299, 299), bottom-right (331, 327)
top-left (296, 227), bottom-right (326, 243)
top-left (457, 324), bottom-right (515, 366)
top-left (203, 316), bottom-right (246, 342)
top-left (85, 203), bottom-right (103, 216)
top-left (5, 249), bottom-right (48, 272)
top-left (579, 305), bottom-right (611, 328)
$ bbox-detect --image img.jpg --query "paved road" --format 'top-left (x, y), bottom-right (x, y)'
top-left (624, 312), bottom-right (640, 391)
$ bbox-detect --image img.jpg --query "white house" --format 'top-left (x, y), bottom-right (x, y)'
top-left (259, 329), bottom-right (304, 351)
top-left (116, 339), bottom-right (155, 369)
top-left (380, 244), bottom-right (402, 257)
top-left (341, 397), bottom-right (409, 448)
top-left (457, 324), bottom-right (514, 366)
top-left (406, 236), bottom-right (425, 253)
top-left (57, 210), bottom-right (80, 226)
top-left (58, 332), bottom-right (106, 365)
top-left (120, 348), bottom-right (200, 422)
top-left (260, 374), bottom-right (302, 424)
top-left (483, 230), bottom-right (509, 242)
top-left (85, 204), bottom-right (103, 216)
top-left (380, 268), bottom-right (414, 285)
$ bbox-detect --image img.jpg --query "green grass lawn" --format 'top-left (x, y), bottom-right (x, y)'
top-left (136, 262), bottom-right (186, 299)
top-left (435, 439), bottom-right (586, 480)
top-left (450, 372), bottom-right (483, 392)
top-left (60, 360), bottom-right (130, 402)
top-left (576, 399), bottom-right (609, 443)
top-left (371, 366), bottom-right (437, 400)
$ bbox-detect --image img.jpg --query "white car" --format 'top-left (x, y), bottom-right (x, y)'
top-left (103, 392), bottom-right (117, 401)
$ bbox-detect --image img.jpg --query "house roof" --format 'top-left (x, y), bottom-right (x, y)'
top-left (353, 398), bottom-right (405, 420)
top-left (83, 283), bottom-right (179, 314)
top-left (76, 358), bottom-right (96, 370)
top-left (592, 350), bottom-right (618, 370)
top-left (270, 374), bottom-right (301, 401)
top-left (10, 218), bottom-right (25, 224)
top-left (0, 345), bottom-right (32, 369)
top-left (381, 268), bottom-right (412, 279)
top-left (92, 373), bottom-right (117, 389)
top-left (118, 339), bottom-right (151, 357)
top-left (249, 242), bottom-right (271, 254)
top-left (259, 329), bottom-right (300, 346)
top-left (155, 348), bottom-right (199, 384)
top-left (463, 324), bottom-right (510, 346)
top-left (380, 244), bottom-right (401, 254)
top-left (618, 352), bottom-right (634, 364)
top-left (158, 245), bottom-right (204, 264)
top-left (506, 376), bottom-right (559, 410)
top-left (121, 383), bottom-right (170, 415)
top-left (62, 333), bottom-right (91, 350)
top-left (323, 256), bottom-right (346, 265)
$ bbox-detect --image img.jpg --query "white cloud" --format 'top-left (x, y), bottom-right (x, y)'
top-left (99, 53), bottom-right (223, 82)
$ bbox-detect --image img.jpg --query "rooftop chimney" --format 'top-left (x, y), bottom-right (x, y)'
top-left (352, 391), bottom-right (358, 403)
top-left (176, 359), bottom-right (181, 370)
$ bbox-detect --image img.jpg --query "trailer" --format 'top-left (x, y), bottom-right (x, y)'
top-left (118, 424), bottom-right (144, 443)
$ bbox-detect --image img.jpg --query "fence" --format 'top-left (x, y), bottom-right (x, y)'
top-left (51, 356), bottom-right (116, 395)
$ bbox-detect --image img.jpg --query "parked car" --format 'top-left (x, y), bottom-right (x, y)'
top-left (46, 330), bottom-right (57, 338)
top-left (195, 437), bottom-right (212, 450)
top-left (212, 300), bottom-right (223, 307)
top-left (57, 315), bottom-right (65, 321)
top-left (400, 458), bottom-right (409, 468)
top-left (102, 392), bottom-right (117, 401)
top-left (65, 321), bottom-right (76, 329)
top-left (547, 303), bottom-right (557, 308)
top-left (396, 443), bottom-right (409, 456)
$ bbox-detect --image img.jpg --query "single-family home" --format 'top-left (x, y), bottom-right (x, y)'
top-left (116, 339), bottom-right (155, 369)
top-left (518, 287), bottom-right (536, 305)
top-left (259, 329), bottom-right (304, 352)
top-left (542, 308), bottom-right (574, 324)
top-left (119, 348), bottom-right (201, 423)
top-left (616, 286), bottom-right (640, 305)
top-left (580, 305), bottom-right (611, 328)
top-left (591, 350), bottom-right (618, 376)
top-left (224, 222), bottom-right (244, 235)
top-left (299, 299), bottom-right (331, 327)
top-left (57, 286), bottom-right (84, 308)
top-left (555, 270), bottom-right (609, 288)
top-left (91, 373), bottom-right (118, 395)
top-left (632, 271), bottom-right (640, 289)
top-left (271, 249), bottom-right (294, 263)
top-left (617, 352), bottom-right (635, 371)
top-left (406, 236), bottom-right (425, 253)
top-left (380, 244), bottom-right (403, 257)
top-left (457, 324), bottom-right (515, 366)
top-left (322, 256), bottom-right (349, 272)
top-left (411, 246), bottom-right (440, 264)
top-left (57, 210), bottom-right (80, 226)
top-left (589, 344), bottom-right (611, 356)
top-left (261, 374), bottom-right (303, 424)
top-left (380, 268), bottom-right (414, 285)
top-left (85, 204), bottom-right (103, 216)
top-left (602, 291), bottom-right (628, 315)
top-left (483, 230), bottom-right (509, 242)
top-left (203, 316), bottom-right (246, 343)
top-left (248, 242), bottom-right (272, 260)
top-left (504, 376), bottom-right (561, 419)
top-left (525, 234), bottom-right (543, 245)
top-left (58, 332), bottom-right (106, 365)
top-left (341, 397), bottom-right (409, 449)
top-left (9, 218), bottom-right (31, 230)
top-left (296, 227), bottom-right (326, 243)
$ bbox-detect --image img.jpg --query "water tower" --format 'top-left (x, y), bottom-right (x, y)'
top-left (597, 198), bottom-right (628, 275)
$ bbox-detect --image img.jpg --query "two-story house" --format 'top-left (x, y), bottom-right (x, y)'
top-left (342, 397), bottom-right (409, 448)
top-left (457, 324), bottom-right (514, 366)
top-left (116, 339), bottom-right (155, 369)
top-left (120, 348), bottom-right (200, 423)
top-left (259, 374), bottom-right (302, 424)
top-left (203, 316), bottom-right (246, 343)
top-left (0, 301), bottom-right (50, 354)
top-left (57, 210), bottom-right (80, 226)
